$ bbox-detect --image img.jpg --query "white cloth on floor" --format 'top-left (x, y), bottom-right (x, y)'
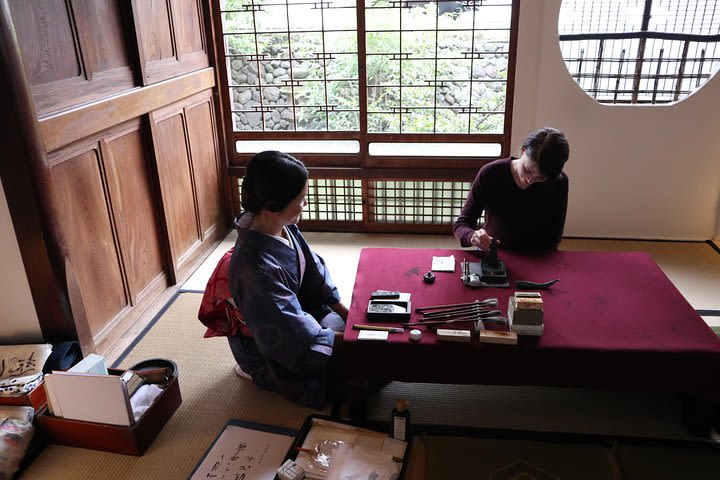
top-left (130, 384), bottom-right (164, 422)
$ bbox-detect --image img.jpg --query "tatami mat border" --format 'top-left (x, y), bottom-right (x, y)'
top-left (111, 291), bottom-right (184, 368)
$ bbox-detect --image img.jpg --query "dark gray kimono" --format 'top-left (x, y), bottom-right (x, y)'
top-left (227, 213), bottom-right (343, 408)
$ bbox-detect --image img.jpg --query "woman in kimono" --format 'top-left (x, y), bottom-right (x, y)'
top-left (227, 151), bottom-right (348, 408)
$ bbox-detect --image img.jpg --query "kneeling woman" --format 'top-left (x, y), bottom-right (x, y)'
top-left (228, 151), bottom-right (347, 408)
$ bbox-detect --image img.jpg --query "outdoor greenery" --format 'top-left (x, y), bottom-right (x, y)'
top-left (221, 0), bottom-right (509, 133)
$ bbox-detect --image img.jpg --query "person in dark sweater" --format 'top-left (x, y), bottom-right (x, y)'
top-left (454, 127), bottom-right (570, 251)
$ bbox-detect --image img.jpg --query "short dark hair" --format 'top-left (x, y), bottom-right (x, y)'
top-left (241, 151), bottom-right (308, 213)
top-left (521, 127), bottom-right (569, 180)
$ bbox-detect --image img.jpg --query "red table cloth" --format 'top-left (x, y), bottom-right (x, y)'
top-left (344, 248), bottom-right (720, 395)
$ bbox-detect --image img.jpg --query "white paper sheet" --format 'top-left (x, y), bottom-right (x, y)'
top-left (431, 255), bottom-right (455, 272)
top-left (189, 423), bottom-right (294, 480)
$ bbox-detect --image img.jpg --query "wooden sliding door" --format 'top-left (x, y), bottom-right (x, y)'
top-left (1, 0), bottom-right (227, 354)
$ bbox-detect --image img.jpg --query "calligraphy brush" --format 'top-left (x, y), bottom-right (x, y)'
top-left (415, 298), bottom-right (498, 313)
top-left (405, 315), bottom-right (507, 328)
top-left (404, 311), bottom-right (502, 327)
top-left (421, 309), bottom-right (502, 321)
top-left (421, 304), bottom-right (495, 319)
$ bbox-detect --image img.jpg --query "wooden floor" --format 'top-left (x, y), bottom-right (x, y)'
top-left (104, 232), bottom-right (720, 364)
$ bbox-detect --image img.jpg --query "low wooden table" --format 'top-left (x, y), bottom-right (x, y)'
top-left (343, 248), bottom-right (720, 430)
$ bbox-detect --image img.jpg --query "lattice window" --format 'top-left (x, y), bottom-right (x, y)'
top-left (367, 180), bottom-right (471, 224)
top-left (303, 178), bottom-right (363, 221)
top-left (220, 0), bottom-right (513, 134)
top-left (237, 177), bottom-right (472, 226)
top-left (237, 177), bottom-right (363, 221)
top-left (559, 0), bottom-right (720, 104)
top-left (223, 0), bottom-right (360, 131)
top-left (365, 0), bottom-right (511, 134)
top-left (216, 1), bottom-right (519, 232)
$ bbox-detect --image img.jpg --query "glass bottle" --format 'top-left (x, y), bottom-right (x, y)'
top-left (391, 399), bottom-right (411, 441)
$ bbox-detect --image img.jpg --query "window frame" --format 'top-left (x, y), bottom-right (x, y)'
top-left (211, 0), bottom-right (521, 233)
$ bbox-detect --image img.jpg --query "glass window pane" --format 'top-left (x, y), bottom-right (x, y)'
top-left (402, 109), bottom-right (434, 133)
top-left (222, 11), bottom-right (254, 34)
top-left (436, 107), bottom-right (468, 134)
top-left (255, 5), bottom-right (288, 32)
top-left (325, 31), bottom-right (357, 54)
top-left (257, 33), bottom-right (288, 57)
top-left (402, 31), bottom-right (435, 57)
top-left (287, 3), bottom-right (323, 31)
top-left (328, 111), bottom-right (360, 131)
top-left (328, 80), bottom-right (359, 109)
top-left (366, 32), bottom-right (400, 54)
top-left (367, 113), bottom-right (399, 133)
top-left (366, 7), bottom-right (399, 31)
top-left (296, 107), bottom-right (327, 131)
top-left (325, 55), bottom-right (358, 81)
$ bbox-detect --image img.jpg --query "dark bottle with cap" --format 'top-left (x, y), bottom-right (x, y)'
top-left (391, 399), bottom-right (411, 441)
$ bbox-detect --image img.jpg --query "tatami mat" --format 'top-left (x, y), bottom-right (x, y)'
top-left (22, 293), bottom-right (328, 480)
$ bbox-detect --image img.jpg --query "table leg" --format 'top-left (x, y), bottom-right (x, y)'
top-left (347, 378), bottom-right (368, 421)
top-left (679, 394), bottom-right (720, 436)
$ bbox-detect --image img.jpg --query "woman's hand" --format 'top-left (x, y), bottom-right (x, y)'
top-left (471, 228), bottom-right (494, 251)
top-left (330, 302), bottom-right (349, 322)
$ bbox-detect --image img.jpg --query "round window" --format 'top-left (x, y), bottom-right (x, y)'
top-left (558, 0), bottom-right (720, 104)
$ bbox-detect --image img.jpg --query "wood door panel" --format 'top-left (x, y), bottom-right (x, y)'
top-left (134, 0), bottom-right (175, 63)
top-left (71, 0), bottom-right (131, 76)
top-left (51, 149), bottom-right (127, 339)
top-left (174, 0), bottom-right (204, 56)
top-left (103, 128), bottom-right (166, 303)
top-left (10, 0), bottom-right (82, 85)
top-left (186, 98), bottom-right (222, 237)
top-left (153, 113), bottom-right (200, 267)
top-left (9, 0), bottom-right (136, 116)
top-left (132, 0), bottom-right (209, 85)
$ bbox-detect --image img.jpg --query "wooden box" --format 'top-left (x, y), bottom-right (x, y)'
top-left (36, 372), bottom-right (181, 455)
top-left (0, 379), bottom-right (48, 414)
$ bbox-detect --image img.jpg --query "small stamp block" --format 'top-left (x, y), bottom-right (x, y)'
top-left (436, 329), bottom-right (472, 343)
top-left (479, 330), bottom-right (518, 345)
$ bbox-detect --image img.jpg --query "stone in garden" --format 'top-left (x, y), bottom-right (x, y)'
top-left (238, 89), bottom-right (253, 104)
top-left (293, 67), bottom-right (310, 79)
top-left (264, 87), bottom-right (281, 102)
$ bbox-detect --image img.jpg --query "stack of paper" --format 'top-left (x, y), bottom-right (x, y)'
top-left (296, 418), bottom-right (407, 480)
top-left (43, 355), bottom-right (136, 426)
